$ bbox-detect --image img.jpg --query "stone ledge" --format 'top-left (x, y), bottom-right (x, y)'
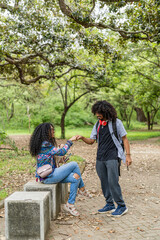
top-left (5, 191), bottom-right (51, 240)
top-left (0, 200), bottom-right (4, 209)
top-left (24, 181), bottom-right (62, 220)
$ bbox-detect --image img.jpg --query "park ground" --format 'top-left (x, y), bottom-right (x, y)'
top-left (0, 136), bottom-right (160, 240)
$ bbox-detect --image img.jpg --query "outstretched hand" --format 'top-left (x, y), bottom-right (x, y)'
top-left (76, 135), bottom-right (83, 140)
top-left (69, 135), bottom-right (83, 141)
top-left (69, 135), bottom-right (78, 141)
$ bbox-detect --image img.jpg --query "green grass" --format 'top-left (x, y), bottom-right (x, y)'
top-left (6, 129), bottom-right (33, 135)
top-left (127, 131), bottom-right (160, 141)
top-left (5, 124), bottom-right (160, 141)
top-left (69, 155), bottom-right (85, 163)
top-left (0, 150), bottom-right (35, 200)
top-left (55, 126), bottom-right (160, 141)
top-left (0, 189), bottom-right (8, 201)
top-left (0, 151), bottom-right (35, 177)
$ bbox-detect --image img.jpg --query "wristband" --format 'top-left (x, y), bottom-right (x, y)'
top-left (126, 154), bottom-right (131, 155)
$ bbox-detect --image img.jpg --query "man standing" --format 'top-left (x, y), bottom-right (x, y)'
top-left (77, 100), bottom-right (132, 217)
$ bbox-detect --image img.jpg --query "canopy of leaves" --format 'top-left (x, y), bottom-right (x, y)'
top-left (58, 0), bottom-right (160, 43)
top-left (0, 0), bottom-right (118, 87)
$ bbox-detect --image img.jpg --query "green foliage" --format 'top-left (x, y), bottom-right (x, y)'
top-left (0, 189), bottom-right (8, 201)
top-left (59, 0), bottom-right (160, 43)
top-left (68, 155), bottom-right (85, 163)
top-left (0, 150), bottom-right (35, 200)
top-left (0, 130), bottom-right (7, 145)
top-left (127, 131), bottom-right (160, 141)
top-left (0, 0), bottom-right (160, 135)
top-left (0, 130), bottom-right (18, 152)
top-left (54, 125), bottom-right (160, 140)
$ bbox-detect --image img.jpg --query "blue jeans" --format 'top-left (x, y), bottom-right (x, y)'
top-left (42, 161), bottom-right (84, 204)
top-left (96, 160), bottom-right (125, 207)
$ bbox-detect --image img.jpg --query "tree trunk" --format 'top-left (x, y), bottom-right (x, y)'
top-left (127, 106), bottom-right (134, 129)
top-left (6, 102), bottom-right (14, 122)
top-left (134, 107), bottom-right (147, 122)
top-left (147, 112), bottom-right (151, 130)
top-left (60, 109), bottom-right (68, 139)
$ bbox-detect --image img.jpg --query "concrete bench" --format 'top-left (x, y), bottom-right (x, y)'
top-left (5, 191), bottom-right (51, 240)
top-left (60, 182), bottom-right (68, 204)
top-left (24, 181), bottom-right (68, 220)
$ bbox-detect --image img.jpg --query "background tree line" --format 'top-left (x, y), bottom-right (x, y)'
top-left (0, 0), bottom-right (160, 138)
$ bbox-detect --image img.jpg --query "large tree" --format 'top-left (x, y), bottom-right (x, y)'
top-left (58, 0), bottom-right (160, 43)
top-left (0, 0), bottom-right (115, 85)
top-left (53, 65), bottom-right (111, 138)
top-left (1, 1), bottom-right (159, 46)
top-left (0, 0), bottom-right (117, 136)
top-left (106, 41), bottom-right (160, 129)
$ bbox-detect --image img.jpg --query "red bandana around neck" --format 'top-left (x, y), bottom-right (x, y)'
top-left (97, 120), bottom-right (108, 139)
top-left (99, 120), bottom-right (107, 126)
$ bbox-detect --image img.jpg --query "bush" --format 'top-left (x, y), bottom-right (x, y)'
top-left (0, 129), bottom-right (18, 151)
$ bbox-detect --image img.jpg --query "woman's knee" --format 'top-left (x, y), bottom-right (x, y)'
top-left (67, 161), bottom-right (78, 168)
top-left (72, 161), bottom-right (79, 167)
top-left (73, 173), bottom-right (80, 180)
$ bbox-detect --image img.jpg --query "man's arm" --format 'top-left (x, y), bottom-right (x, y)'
top-left (122, 135), bottom-right (132, 166)
top-left (76, 136), bottom-right (95, 145)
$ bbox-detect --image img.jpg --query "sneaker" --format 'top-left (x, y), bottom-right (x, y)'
top-left (78, 189), bottom-right (92, 198)
top-left (98, 203), bottom-right (115, 213)
top-left (111, 205), bottom-right (128, 217)
top-left (63, 202), bottom-right (80, 217)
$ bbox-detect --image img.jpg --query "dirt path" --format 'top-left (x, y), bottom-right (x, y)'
top-left (0, 136), bottom-right (160, 239)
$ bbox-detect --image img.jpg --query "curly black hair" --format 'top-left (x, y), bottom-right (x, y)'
top-left (92, 100), bottom-right (117, 121)
top-left (29, 122), bottom-right (57, 156)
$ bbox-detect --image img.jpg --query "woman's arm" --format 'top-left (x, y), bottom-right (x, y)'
top-left (49, 136), bottom-right (77, 156)
top-left (50, 140), bottom-right (73, 156)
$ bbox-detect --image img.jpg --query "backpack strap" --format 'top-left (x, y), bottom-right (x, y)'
top-left (112, 120), bottom-right (118, 139)
top-left (112, 120), bottom-right (122, 177)
top-left (112, 120), bottom-right (124, 151)
top-left (95, 120), bottom-right (100, 142)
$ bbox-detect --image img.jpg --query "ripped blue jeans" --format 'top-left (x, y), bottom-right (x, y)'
top-left (42, 161), bottom-right (84, 204)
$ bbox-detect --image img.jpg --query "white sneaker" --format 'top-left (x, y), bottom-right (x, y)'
top-left (63, 203), bottom-right (80, 216)
top-left (78, 189), bottom-right (92, 198)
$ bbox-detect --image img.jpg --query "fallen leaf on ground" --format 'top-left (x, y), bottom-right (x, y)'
top-left (108, 229), bottom-right (115, 233)
top-left (137, 227), bottom-right (144, 232)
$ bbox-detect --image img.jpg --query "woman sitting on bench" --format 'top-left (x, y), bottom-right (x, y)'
top-left (29, 122), bottom-right (91, 216)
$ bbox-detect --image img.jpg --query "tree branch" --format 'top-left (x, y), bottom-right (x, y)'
top-left (0, 62), bottom-right (10, 67)
top-left (55, 80), bottom-right (65, 105)
top-left (89, 0), bottom-right (96, 15)
top-left (68, 74), bottom-right (90, 81)
top-left (15, 64), bottom-right (49, 84)
top-left (0, 84), bottom-right (18, 87)
top-left (65, 80), bottom-right (68, 107)
top-left (100, 0), bottom-right (139, 2)
top-left (55, 68), bottom-right (74, 79)
top-left (0, 1), bottom-right (19, 12)
top-left (67, 90), bottom-right (91, 109)
top-left (136, 70), bottom-right (160, 84)
top-left (14, 0), bottom-right (20, 8)
top-left (0, 3), bottom-right (14, 12)
top-left (139, 56), bottom-right (160, 68)
top-left (5, 54), bottom-right (39, 64)
top-left (58, 0), bottom-right (151, 41)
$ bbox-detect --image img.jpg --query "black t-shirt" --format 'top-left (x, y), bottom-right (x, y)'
top-left (97, 124), bottom-right (118, 161)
